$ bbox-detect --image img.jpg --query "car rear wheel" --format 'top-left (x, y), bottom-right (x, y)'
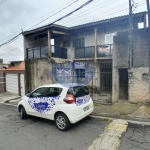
top-left (55, 113), bottom-right (70, 131)
top-left (20, 106), bottom-right (27, 119)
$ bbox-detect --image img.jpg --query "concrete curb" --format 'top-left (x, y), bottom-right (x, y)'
top-left (87, 119), bottom-right (128, 150)
top-left (90, 115), bottom-right (150, 126)
top-left (0, 102), bottom-right (17, 107)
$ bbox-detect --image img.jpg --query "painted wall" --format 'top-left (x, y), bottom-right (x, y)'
top-left (0, 72), bottom-right (5, 93)
top-left (66, 25), bottom-right (128, 59)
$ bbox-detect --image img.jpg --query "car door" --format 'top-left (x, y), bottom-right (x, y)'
top-left (27, 87), bottom-right (47, 117)
top-left (41, 87), bottom-right (63, 120)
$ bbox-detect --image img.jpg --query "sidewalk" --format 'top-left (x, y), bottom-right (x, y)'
top-left (92, 101), bottom-right (150, 122)
top-left (0, 92), bottom-right (150, 122)
top-left (0, 92), bottom-right (21, 105)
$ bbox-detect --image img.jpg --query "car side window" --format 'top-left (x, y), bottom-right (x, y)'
top-left (31, 87), bottom-right (46, 97)
top-left (46, 87), bottom-right (62, 97)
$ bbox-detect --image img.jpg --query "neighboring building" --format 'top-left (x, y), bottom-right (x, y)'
top-left (0, 61), bottom-right (25, 96)
top-left (22, 12), bottom-right (147, 103)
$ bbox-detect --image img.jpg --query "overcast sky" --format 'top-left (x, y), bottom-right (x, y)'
top-left (0, 0), bottom-right (147, 63)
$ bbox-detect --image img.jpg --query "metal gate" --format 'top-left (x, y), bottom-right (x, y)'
top-left (100, 63), bottom-right (112, 94)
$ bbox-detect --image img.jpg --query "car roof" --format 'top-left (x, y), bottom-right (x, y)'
top-left (39, 84), bottom-right (65, 88)
top-left (38, 83), bottom-right (87, 89)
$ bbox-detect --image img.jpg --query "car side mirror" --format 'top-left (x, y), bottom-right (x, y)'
top-left (26, 93), bottom-right (32, 97)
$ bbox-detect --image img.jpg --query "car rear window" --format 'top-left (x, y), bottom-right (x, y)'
top-left (67, 86), bottom-right (89, 97)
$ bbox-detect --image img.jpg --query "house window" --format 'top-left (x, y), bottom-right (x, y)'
top-left (105, 33), bottom-right (116, 44)
top-left (73, 38), bottom-right (84, 48)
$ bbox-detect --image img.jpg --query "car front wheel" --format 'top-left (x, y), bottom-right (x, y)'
top-left (20, 106), bottom-right (28, 119)
top-left (55, 113), bottom-right (70, 131)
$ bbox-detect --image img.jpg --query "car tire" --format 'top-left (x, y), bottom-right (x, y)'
top-left (55, 113), bottom-right (71, 131)
top-left (20, 106), bottom-right (27, 119)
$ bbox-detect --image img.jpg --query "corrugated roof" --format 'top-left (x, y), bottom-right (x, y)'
top-left (23, 24), bottom-right (69, 35)
top-left (23, 11), bottom-right (147, 35)
top-left (70, 11), bottom-right (147, 29)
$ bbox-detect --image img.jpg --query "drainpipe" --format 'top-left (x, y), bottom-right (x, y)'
top-left (146, 0), bottom-right (150, 100)
top-left (48, 30), bottom-right (51, 58)
top-left (94, 27), bottom-right (98, 62)
top-left (146, 0), bottom-right (150, 27)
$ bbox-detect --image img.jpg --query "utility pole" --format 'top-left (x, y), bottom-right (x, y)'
top-left (129, 0), bottom-right (132, 31)
top-left (146, 0), bottom-right (150, 27)
top-left (128, 0), bottom-right (132, 71)
top-left (146, 0), bottom-right (150, 100)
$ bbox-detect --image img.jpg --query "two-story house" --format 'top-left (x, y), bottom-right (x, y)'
top-left (23, 12), bottom-right (147, 103)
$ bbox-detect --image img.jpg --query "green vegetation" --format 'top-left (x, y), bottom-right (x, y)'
top-left (0, 58), bottom-right (3, 64)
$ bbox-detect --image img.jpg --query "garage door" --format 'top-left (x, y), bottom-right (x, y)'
top-left (20, 74), bottom-right (25, 96)
top-left (6, 74), bottom-right (18, 94)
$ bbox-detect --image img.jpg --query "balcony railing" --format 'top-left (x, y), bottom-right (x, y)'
top-left (75, 44), bottom-right (112, 59)
top-left (27, 45), bottom-right (67, 59)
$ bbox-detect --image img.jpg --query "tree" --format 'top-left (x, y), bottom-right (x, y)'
top-left (0, 58), bottom-right (3, 64)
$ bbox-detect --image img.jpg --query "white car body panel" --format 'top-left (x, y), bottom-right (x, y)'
top-left (18, 84), bottom-right (94, 124)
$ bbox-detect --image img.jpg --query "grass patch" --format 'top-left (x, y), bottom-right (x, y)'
top-left (101, 118), bottom-right (109, 121)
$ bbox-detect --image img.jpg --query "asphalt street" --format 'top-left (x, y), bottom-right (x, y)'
top-left (0, 104), bottom-right (108, 150)
top-left (120, 123), bottom-right (150, 150)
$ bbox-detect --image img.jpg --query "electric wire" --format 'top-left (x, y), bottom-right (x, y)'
top-left (0, 0), bottom-right (93, 47)
top-left (0, 0), bottom-right (146, 55)
top-left (0, 5), bottom-right (146, 56)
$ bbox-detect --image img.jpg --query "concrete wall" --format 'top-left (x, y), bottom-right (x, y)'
top-left (112, 31), bottom-right (129, 103)
top-left (25, 58), bottom-right (101, 93)
top-left (113, 28), bottom-right (150, 103)
top-left (25, 58), bottom-right (54, 93)
top-left (129, 67), bottom-right (149, 103)
top-left (25, 57), bottom-right (68, 93)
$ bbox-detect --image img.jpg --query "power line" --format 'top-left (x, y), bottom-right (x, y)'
top-left (0, 1), bottom-right (145, 51)
top-left (2, 0), bottom-right (109, 46)
top-left (27, 0), bottom-right (79, 30)
top-left (58, 0), bottom-right (145, 25)
top-left (0, 0), bottom-right (93, 47)
top-left (0, 0), bottom-right (77, 43)
top-left (0, 0), bottom-right (6, 7)
top-left (29, 0), bottom-right (94, 31)
top-left (58, 0), bottom-right (118, 24)
top-left (0, 7), bottom-right (146, 55)
top-left (0, 0), bottom-right (122, 47)
top-left (58, 1), bottom-right (146, 27)
top-left (0, 33), bottom-right (21, 47)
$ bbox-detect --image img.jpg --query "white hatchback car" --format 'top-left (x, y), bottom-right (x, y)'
top-left (18, 84), bottom-right (94, 131)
